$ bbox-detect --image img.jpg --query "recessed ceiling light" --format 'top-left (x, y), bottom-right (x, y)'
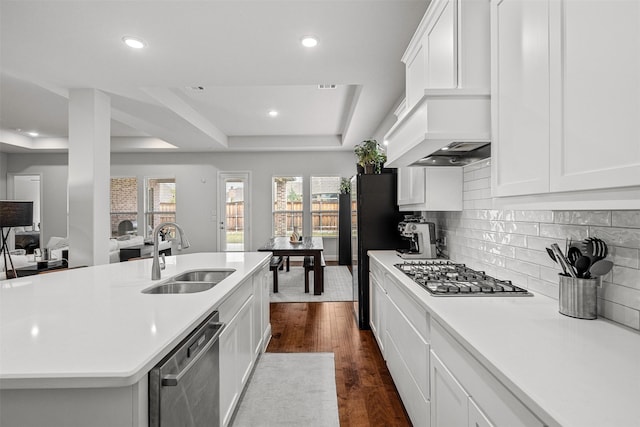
top-left (268, 110), bottom-right (279, 117)
top-left (441, 146), bottom-right (449, 150)
top-left (122, 36), bottom-right (147, 49)
top-left (383, 140), bottom-right (389, 146)
top-left (27, 131), bottom-right (39, 137)
top-left (301, 36), bottom-right (318, 48)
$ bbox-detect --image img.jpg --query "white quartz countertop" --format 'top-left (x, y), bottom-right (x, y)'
top-left (0, 252), bottom-right (270, 389)
top-left (369, 251), bottom-right (640, 427)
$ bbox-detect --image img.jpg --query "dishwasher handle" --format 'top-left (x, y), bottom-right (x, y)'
top-left (161, 321), bottom-right (225, 387)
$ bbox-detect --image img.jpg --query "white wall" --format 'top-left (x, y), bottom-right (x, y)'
top-left (0, 152), bottom-right (7, 199)
top-left (6, 150), bottom-right (357, 258)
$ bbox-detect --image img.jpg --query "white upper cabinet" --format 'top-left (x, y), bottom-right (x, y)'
top-left (491, 0), bottom-right (550, 197)
top-left (426, 0), bottom-right (457, 89)
top-left (549, 0), bottom-right (640, 192)
top-left (386, 0), bottom-right (491, 168)
top-left (492, 0), bottom-right (640, 198)
top-left (398, 167), bottom-right (463, 211)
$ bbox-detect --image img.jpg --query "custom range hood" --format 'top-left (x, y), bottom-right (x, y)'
top-left (384, 88), bottom-right (491, 168)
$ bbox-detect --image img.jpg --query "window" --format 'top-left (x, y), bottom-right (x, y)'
top-left (272, 176), bottom-right (303, 237)
top-left (110, 177), bottom-right (138, 237)
top-left (311, 176), bottom-right (340, 237)
top-left (145, 178), bottom-right (176, 238)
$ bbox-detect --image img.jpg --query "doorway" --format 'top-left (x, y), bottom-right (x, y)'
top-left (218, 172), bottom-right (250, 252)
top-left (7, 173), bottom-right (42, 253)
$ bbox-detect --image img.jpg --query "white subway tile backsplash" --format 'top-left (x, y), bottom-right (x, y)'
top-left (526, 236), bottom-right (566, 253)
top-left (505, 258), bottom-right (540, 278)
top-left (430, 162), bottom-right (640, 331)
top-left (612, 211), bottom-right (640, 228)
top-left (514, 210), bottom-right (554, 223)
top-left (611, 266), bottom-right (640, 291)
top-left (539, 224), bottom-right (588, 241)
top-left (599, 281), bottom-right (640, 311)
top-left (590, 226), bottom-right (640, 249)
top-left (554, 211), bottom-right (611, 226)
top-left (515, 248), bottom-right (556, 269)
top-left (464, 177), bottom-right (490, 192)
top-left (598, 299), bottom-right (640, 330)
top-left (610, 246), bottom-right (640, 269)
top-left (527, 277), bottom-right (558, 299)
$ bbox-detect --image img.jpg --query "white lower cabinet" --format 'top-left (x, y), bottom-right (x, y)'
top-left (431, 321), bottom-right (543, 427)
top-left (369, 269), bottom-right (388, 356)
top-left (385, 300), bottom-right (430, 427)
top-left (219, 293), bottom-right (255, 427)
top-left (369, 256), bottom-right (544, 427)
top-left (219, 263), bottom-right (270, 427)
top-left (469, 398), bottom-right (495, 427)
top-left (430, 350), bottom-right (469, 427)
top-left (369, 260), bottom-right (431, 427)
top-left (431, 350), bottom-right (496, 427)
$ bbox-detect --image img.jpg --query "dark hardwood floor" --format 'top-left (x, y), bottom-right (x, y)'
top-left (267, 301), bottom-right (412, 426)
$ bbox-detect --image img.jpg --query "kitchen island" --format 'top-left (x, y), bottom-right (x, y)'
top-left (0, 252), bottom-right (271, 427)
top-left (369, 250), bottom-right (640, 427)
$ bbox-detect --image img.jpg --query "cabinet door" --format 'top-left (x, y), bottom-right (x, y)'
top-left (491, 0), bottom-right (550, 196)
top-left (427, 0), bottom-right (457, 88)
top-left (219, 322), bottom-right (238, 427)
top-left (236, 296), bottom-right (255, 388)
top-left (431, 350), bottom-right (469, 427)
top-left (406, 39), bottom-right (427, 110)
top-left (549, 0), bottom-right (640, 192)
top-left (369, 272), bottom-right (387, 356)
top-left (398, 167), bottom-right (426, 206)
top-left (469, 398), bottom-right (495, 427)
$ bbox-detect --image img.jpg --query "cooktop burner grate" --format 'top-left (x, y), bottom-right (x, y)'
top-left (394, 260), bottom-right (533, 297)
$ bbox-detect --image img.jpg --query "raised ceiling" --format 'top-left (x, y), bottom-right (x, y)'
top-left (0, 0), bottom-right (429, 153)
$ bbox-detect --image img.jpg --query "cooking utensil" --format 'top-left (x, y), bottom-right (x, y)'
top-left (589, 259), bottom-right (613, 278)
top-left (567, 246), bottom-right (582, 266)
top-left (546, 247), bottom-right (557, 263)
top-left (574, 256), bottom-right (591, 278)
top-left (551, 243), bottom-right (577, 278)
top-left (582, 237), bottom-right (608, 263)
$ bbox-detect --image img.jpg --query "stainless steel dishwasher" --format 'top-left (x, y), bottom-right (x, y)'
top-left (149, 311), bottom-right (225, 427)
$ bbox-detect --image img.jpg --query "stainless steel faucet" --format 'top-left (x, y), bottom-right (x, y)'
top-left (151, 222), bottom-right (190, 280)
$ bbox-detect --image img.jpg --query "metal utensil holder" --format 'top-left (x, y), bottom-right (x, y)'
top-left (558, 275), bottom-right (598, 319)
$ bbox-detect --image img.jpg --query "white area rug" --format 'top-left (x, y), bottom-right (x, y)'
top-left (269, 265), bottom-right (352, 303)
top-left (230, 353), bottom-right (340, 427)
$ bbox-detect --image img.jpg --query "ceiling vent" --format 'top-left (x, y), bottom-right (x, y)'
top-left (317, 84), bottom-right (336, 90)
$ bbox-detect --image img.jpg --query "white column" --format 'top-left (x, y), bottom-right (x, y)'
top-left (68, 89), bottom-right (111, 267)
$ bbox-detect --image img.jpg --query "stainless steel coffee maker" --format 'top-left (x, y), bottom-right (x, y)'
top-left (396, 220), bottom-right (437, 259)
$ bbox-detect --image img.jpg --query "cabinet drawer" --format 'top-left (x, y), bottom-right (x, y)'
top-left (385, 328), bottom-right (430, 427)
top-left (370, 259), bottom-right (385, 286)
top-left (217, 278), bottom-right (252, 323)
top-left (386, 275), bottom-right (430, 341)
top-left (387, 295), bottom-right (430, 401)
top-left (431, 321), bottom-right (544, 427)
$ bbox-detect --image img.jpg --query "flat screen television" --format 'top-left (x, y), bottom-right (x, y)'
top-left (0, 201), bottom-right (34, 228)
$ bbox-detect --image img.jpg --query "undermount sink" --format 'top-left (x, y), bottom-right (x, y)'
top-left (142, 269), bottom-right (236, 294)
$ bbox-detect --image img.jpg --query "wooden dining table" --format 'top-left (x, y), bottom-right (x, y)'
top-left (258, 236), bottom-right (324, 295)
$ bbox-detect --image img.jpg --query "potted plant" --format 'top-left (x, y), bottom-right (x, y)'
top-left (354, 139), bottom-right (387, 174)
top-left (339, 177), bottom-right (351, 194)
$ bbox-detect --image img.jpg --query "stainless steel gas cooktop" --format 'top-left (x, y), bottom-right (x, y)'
top-left (395, 260), bottom-right (533, 297)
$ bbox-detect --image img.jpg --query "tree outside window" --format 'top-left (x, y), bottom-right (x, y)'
top-left (311, 176), bottom-right (340, 237)
top-left (272, 176), bottom-right (303, 236)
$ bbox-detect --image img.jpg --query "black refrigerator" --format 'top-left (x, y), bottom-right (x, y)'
top-left (351, 172), bottom-right (406, 330)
